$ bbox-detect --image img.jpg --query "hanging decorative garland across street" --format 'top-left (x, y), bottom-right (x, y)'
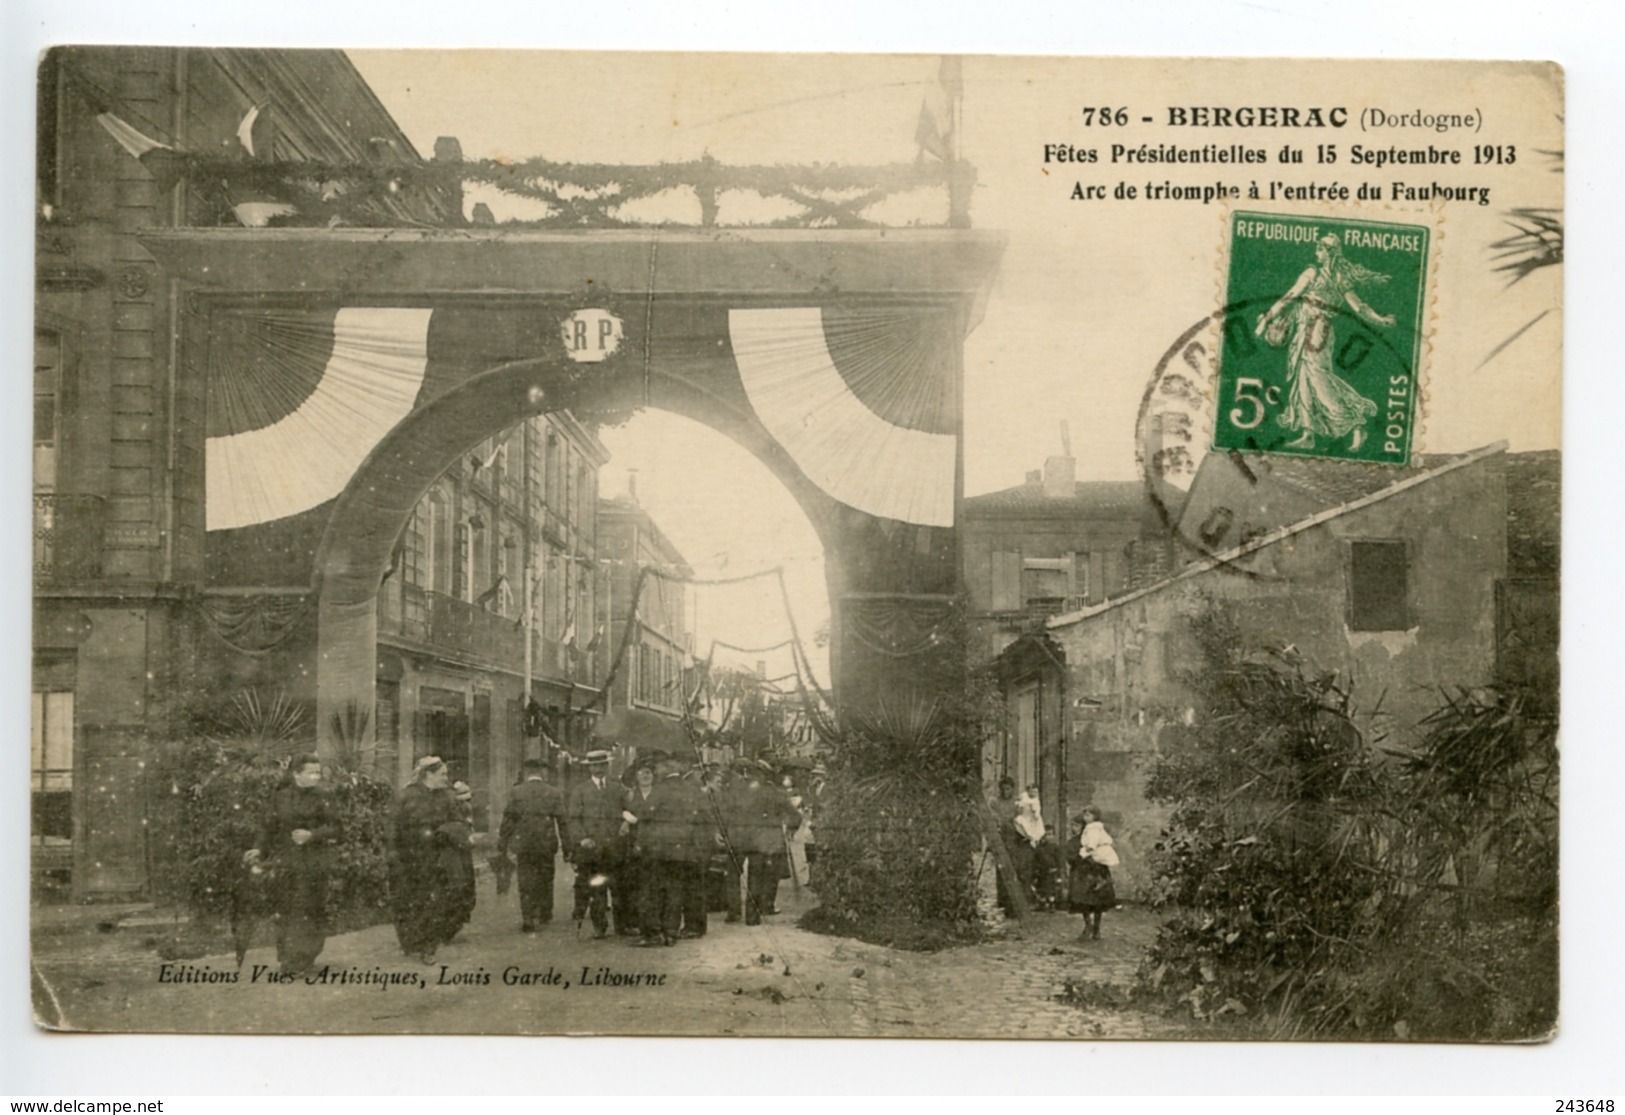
top-left (843, 595), bottom-right (957, 659)
top-left (174, 153), bottom-right (957, 230)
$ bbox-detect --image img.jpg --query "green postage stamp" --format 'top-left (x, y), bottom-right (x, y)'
top-left (1215, 210), bottom-right (1432, 465)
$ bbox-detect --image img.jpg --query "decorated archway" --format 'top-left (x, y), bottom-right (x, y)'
top-left (141, 228), bottom-right (1005, 753)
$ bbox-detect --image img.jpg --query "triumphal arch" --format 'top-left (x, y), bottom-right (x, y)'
top-left (142, 225), bottom-right (1005, 753)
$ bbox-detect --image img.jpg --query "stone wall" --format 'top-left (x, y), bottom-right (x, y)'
top-left (1045, 450), bottom-right (1508, 900)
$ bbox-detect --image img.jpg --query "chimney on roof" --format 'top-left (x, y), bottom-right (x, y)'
top-left (1043, 455), bottom-right (1076, 498)
top-left (1026, 469), bottom-right (1042, 484)
top-left (1044, 421), bottom-right (1076, 498)
top-left (627, 469), bottom-right (639, 504)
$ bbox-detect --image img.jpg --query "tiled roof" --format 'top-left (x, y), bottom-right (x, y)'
top-left (963, 480), bottom-right (1148, 518)
top-left (1211, 451), bottom-right (1462, 510)
top-left (1050, 442), bottom-right (1510, 627)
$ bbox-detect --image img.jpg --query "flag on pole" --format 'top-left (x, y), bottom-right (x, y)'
top-left (229, 101), bottom-right (297, 226)
top-left (915, 102), bottom-right (949, 162)
top-left (913, 55), bottom-right (962, 163)
top-left (235, 102), bottom-right (278, 159)
top-left (475, 573), bottom-right (507, 610)
top-left (95, 112), bottom-right (186, 193)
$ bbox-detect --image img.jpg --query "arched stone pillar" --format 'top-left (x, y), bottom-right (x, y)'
top-left (139, 228), bottom-right (1006, 756)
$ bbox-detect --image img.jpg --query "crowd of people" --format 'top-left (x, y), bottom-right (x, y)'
top-left (242, 747), bottom-right (822, 975)
top-left (242, 752), bottom-right (1115, 977)
top-left (533, 748), bottom-right (817, 949)
top-left (989, 775), bottom-right (1119, 940)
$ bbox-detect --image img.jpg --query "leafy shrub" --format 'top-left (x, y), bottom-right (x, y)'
top-left (1136, 602), bottom-right (1557, 1040)
top-left (1371, 683), bottom-right (1559, 1040)
top-left (1138, 606), bottom-right (1389, 1029)
top-left (800, 614), bottom-right (991, 950)
top-left (803, 750), bottom-right (985, 949)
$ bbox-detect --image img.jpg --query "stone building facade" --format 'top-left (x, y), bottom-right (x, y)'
top-left (31, 47), bottom-right (605, 895)
top-left (372, 414), bottom-right (607, 833)
top-left (33, 48), bottom-right (439, 897)
top-left (592, 493), bottom-right (696, 753)
top-left (990, 443), bottom-right (1556, 898)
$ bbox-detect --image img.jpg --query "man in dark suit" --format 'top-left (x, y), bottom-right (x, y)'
top-left (674, 765), bottom-right (714, 939)
top-left (699, 765), bottom-right (741, 923)
top-left (564, 749), bottom-right (625, 937)
top-left (497, 758), bottom-right (565, 932)
top-left (623, 753), bottom-right (700, 947)
top-left (731, 760), bottom-right (801, 925)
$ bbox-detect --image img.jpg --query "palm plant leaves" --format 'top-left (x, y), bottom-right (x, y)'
top-left (1490, 208), bottom-right (1563, 285)
top-left (1480, 131), bottom-right (1563, 369)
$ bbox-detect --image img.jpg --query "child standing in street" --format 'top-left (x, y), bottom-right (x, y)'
top-left (1068, 807), bottom-right (1119, 939)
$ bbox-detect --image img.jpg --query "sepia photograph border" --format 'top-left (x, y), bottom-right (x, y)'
top-left (4, 0), bottom-right (1619, 1098)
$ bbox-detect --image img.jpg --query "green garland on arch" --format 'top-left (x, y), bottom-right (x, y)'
top-left (179, 153), bottom-right (960, 230)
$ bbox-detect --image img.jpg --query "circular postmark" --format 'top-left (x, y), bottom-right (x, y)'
top-left (1136, 294), bottom-right (1420, 577)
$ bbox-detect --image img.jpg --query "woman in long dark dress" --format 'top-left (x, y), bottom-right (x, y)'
top-left (1067, 807), bottom-right (1119, 940)
top-left (391, 756), bottom-right (466, 964)
top-left (243, 754), bottom-right (339, 977)
top-left (443, 780), bottom-right (478, 943)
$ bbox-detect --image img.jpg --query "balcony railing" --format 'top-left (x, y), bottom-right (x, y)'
top-left (387, 583), bottom-right (523, 663)
top-left (1026, 595), bottom-right (1092, 617)
top-left (34, 494), bottom-right (105, 584)
top-left (383, 583), bottom-right (593, 684)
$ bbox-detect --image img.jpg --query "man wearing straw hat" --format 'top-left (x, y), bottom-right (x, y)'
top-left (565, 749), bottom-right (624, 938)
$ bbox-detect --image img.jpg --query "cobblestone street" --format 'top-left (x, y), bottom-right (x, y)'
top-left (32, 866), bottom-right (1187, 1039)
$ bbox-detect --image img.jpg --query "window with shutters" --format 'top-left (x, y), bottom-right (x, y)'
top-left (1073, 552), bottom-right (1091, 602)
top-left (498, 432), bottom-right (521, 508)
top-left (32, 689), bottom-right (74, 848)
top-left (526, 419), bottom-right (545, 521)
top-left (498, 518), bottom-right (521, 617)
top-left (1021, 557), bottom-right (1071, 614)
top-left (544, 429), bottom-right (562, 511)
top-left (427, 483), bottom-right (453, 596)
top-left (990, 550), bottom-right (1022, 612)
top-left (469, 497), bottom-right (493, 604)
top-left (35, 330), bottom-right (60, 493)
top-left (1349, 540), bottom-right (1410, 631)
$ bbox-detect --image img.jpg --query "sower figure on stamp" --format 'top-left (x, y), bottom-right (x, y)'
top-left (498, 758), bottom-right (566, 933)
top-left (242, 754), bottom-right (338, 977)
top-left (565, 748), bottom-right (625, 938)
top-left (1254, 233), bottom-right (1395, 452)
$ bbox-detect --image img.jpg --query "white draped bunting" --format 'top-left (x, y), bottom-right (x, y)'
top-left (206, 307), bottom-right (432, 531)
top-left (729, 307), bottom-right (957, 527)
